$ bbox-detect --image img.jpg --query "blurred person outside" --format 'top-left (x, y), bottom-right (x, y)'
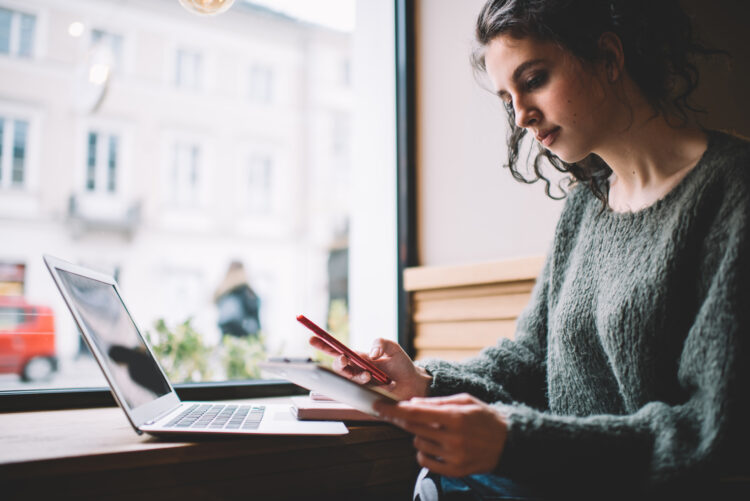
top-left (214, 261), bottom-right (261, 339)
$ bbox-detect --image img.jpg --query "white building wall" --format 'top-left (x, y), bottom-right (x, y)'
top-left (0, 0), bottom-right (356, 370)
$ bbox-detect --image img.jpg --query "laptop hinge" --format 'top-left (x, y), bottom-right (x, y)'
top-left (143, 404), bottom-right (183, 426)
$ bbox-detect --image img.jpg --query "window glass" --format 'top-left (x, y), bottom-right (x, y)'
top-left (84, 130), bottom-right (119, 194)
top-left (0, 8), bottom-right (10, 54)
top-left (12, 119), bottom-right (27, 186)
top-left (171, 141), bottom-right (201, 206)
top-left (107, 135), bottom-right (117, 192)
top-left (17, 13), bottom-right (35, 58)
top-left (246, 153), bottom-right (272, 214)
top-left (91, 29), bottom-right (122, 72)
top-left (248, 64), bottom-right (273, 103)
top-left (0, 116), bottom-right (30, 189)
top-left (175, 48), bottom-right (202, 90)
top-left (0, 7), bottom-right (36, 58)
top-left (0, 0), bottom-right (396, 393)
top-left (86, 132), bottom-right (97, 190)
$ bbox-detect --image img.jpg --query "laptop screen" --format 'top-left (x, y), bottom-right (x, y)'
top-left (56, 268), bottom-right (172, 410)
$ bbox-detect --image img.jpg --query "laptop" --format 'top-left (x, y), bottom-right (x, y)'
top-left (43, 254), bottom-right (347, 436)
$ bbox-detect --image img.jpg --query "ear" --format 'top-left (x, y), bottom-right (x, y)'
top-left (597, 32), bottom-right (625, 82)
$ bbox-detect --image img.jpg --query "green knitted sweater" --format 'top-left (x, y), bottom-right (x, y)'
top-left (421, 130), bottom-right (750, 495)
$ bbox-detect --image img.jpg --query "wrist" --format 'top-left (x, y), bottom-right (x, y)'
top-left (415, 365), bottom-right (433, 397)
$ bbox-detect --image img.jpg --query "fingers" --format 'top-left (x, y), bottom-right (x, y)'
top-left (416, 452), bottom-right (463, 478)
top-left (309, 336), bottom-right (340, 356)
top-left (378, 400), bottom-right (462, 427)
top-left (370, 337), bottom-right (402, 359)
top-left (413, 436), bottom-right (444, 458)
top-left (409, 393), bottom-right (477, 406)
top-left (331, 354), bottom-right (371, 383)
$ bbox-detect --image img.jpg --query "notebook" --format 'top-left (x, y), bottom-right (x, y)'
top-left (43, 254), bottom-right (347, 436)
top-left (291, 395), bottom-right (378, 422)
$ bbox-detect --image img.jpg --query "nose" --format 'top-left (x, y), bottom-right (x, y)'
top-left (513, 96), bottom-right (539, 129)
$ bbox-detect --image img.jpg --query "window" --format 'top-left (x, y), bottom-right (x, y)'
top-left (0, 116), bottom-right (29, 189)
top-left (175, 48), bottom-right (202, 90)
top-left (170, 141), bottom-right (201, 206)
top-left (0, 6), bottom-right (35, 58)
top-left (85, 131), bottom-right (119, 193)
top-left (340, 58), bottom-right (351, 87)
top-left (0, 0), bottom-right (402, 408)
top-left (248, 63), bottom-right (274, 103)
top-left (90, 29), bottom-right (123, 73)
top-left (245, 153), bottom-right (273, 214)
top-left (331, 112), bottom-right (350, 156)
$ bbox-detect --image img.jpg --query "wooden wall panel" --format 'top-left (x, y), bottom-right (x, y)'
top-left (404, 257), bottom-right (544, 361)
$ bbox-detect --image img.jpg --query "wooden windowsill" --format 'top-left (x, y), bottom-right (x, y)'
top-left (0, 396), bottom-right (418, 500)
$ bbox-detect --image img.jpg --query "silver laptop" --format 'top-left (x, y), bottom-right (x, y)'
top-left (43, 254), bottom-right (347, 436)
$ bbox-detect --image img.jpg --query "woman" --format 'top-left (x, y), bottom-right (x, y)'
top-left (312, 0), bottom-right (749, 499)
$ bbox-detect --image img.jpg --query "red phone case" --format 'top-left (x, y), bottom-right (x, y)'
top-left (297, 314), bottom-right (391, 384)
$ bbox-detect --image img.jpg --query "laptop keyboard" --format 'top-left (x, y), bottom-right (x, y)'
top-left (165, 404), bottom-right (266, 430)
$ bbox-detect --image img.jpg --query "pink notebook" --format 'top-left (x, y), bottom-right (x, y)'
top-left (291, 396), bottom-right (379, 422)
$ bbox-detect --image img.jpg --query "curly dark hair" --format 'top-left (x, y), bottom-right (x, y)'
top-left (472, 0), bottom-right (728, 206)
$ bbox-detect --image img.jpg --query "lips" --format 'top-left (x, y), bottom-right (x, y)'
top-left (536, 127), bottom-right (560, 148)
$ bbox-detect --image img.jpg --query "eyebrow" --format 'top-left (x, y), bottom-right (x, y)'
top-left (497, 58), bottom-right (547, 97)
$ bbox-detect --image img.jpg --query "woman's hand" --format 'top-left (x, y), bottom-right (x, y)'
top-left (374, 393), bottom-right (508, 477)
top-left (308, 336), bottom-right (431, 400)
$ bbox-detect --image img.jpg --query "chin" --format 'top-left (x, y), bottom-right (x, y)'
top-left (548, 145), bottom-right (589, 164)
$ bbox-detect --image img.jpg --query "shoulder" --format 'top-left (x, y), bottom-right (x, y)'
top-left (703, 130), bottom-right (750, 185)
top-left (694, 131), bottom-right (750, 215)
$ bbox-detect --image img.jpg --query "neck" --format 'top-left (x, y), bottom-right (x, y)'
top-left (597, 115), bottom-right (705, 187)
top-left (592, 82), bottom-right (708, 211)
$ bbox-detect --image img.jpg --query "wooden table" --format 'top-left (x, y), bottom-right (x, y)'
top-left (0, 396), bottom-right (419, 500)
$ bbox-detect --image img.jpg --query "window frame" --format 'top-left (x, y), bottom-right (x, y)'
top-left (0, 4), bottom-right (36, 59)
top-left (0, 0), bottom-right (417, 413)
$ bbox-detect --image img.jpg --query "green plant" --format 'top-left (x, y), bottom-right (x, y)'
top-left (147, 318), bottom-right (269, 382)
top-left (221, 333), bottom-right (267, 380)
top-left (148, 318), bottom-right (213, 382)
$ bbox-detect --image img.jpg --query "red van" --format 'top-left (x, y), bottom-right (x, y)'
top-left (0, 296), bottom-right (57, 381)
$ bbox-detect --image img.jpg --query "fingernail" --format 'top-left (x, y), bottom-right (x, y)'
top-left (370, 347), bottom-right (380, 358)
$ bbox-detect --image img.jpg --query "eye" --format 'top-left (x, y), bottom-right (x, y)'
top-left (524, 71), bottom-right (548, 91)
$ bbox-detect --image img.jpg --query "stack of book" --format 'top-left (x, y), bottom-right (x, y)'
top-left (291, 393), bottom-right (379, 422)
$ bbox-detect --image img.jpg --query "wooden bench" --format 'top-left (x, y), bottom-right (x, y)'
top-left (404, 256), bottom-right (544, 361)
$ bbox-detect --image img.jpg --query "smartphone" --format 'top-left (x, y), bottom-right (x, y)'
top-left (297, 314), bottom-right (391, 385)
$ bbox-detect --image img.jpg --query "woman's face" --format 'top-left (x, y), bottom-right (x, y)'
top-left (484, 34), bottom-right (614, 163)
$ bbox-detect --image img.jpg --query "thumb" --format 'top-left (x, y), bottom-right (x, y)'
top-left (369, 338), bottom-right (389, 359)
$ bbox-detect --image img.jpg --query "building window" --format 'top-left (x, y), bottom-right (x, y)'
top-left (341, 58), bottom-right (351, 87)
top-left (170, 141), bottom-right (201, 206)
top-left (248, 63), bottom-right (274, 103)
top-left (90, 29), bottom-right (123, 72)
top-left (85, 131), bottom-right (119, 193)
top-left (331, 112), bottom-right (349, 156)
top-left (175, 49), bottom-right (202, 90)
top-left (0, 7), bottom-right (36, 58)
top-left (246, 154), bottom-right (272, 214)
top-left (0, 116), bottom-right (29, 189)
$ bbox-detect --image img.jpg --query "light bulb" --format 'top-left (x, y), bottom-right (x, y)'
top-left (179, 0), bottom-right (236, 16)
top-left (68, 21), bottom-right (85, 38)
top-left (88, 64), bottom-right (110, 86)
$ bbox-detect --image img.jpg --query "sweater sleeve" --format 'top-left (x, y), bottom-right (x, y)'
top-left (493, 189), bottom-right (750, 493)
top-left (418, 253), bottom-right (551, 409)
